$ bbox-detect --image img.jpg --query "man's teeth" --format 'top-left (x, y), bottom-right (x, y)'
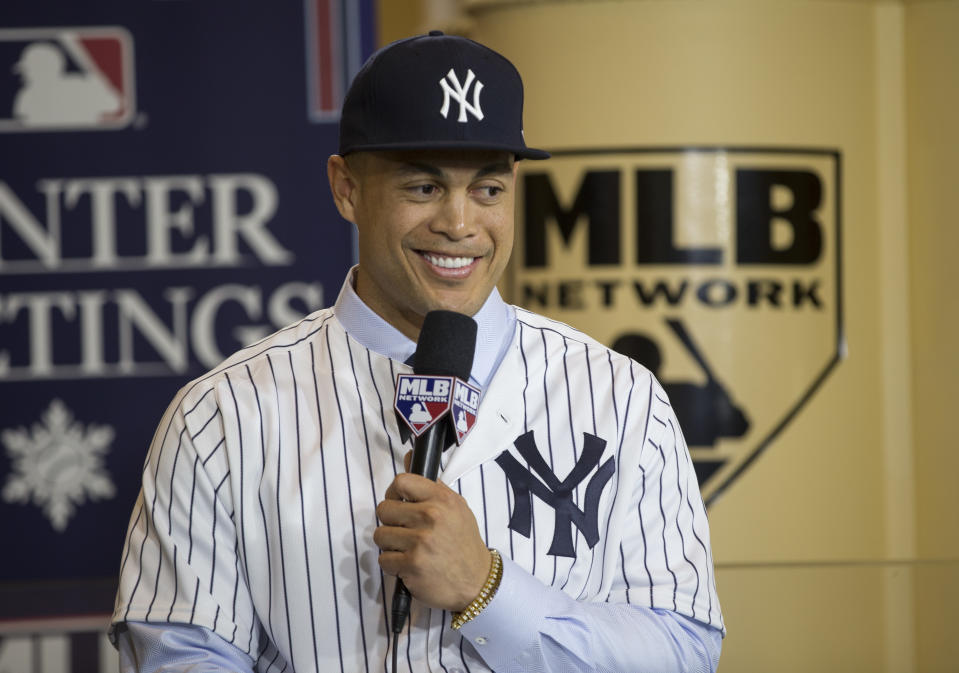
top-left (424, 253), bottom-right (473, 269)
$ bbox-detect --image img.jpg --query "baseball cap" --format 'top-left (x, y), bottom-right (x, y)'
top-left (338, 31), bottom-right (549, 160)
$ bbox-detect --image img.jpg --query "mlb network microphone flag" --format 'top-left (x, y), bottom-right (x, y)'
top-left (395, 374), bottom-right (480, 445)
top-left (0, 1), bottom-right (374, 671)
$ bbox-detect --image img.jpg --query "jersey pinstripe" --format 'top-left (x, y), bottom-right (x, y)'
top-left (112, 305), bottom-right (723, 672)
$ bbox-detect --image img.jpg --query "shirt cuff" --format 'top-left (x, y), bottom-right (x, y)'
top-left (456, 555), bottom-right (558, 668)
top-left (115, 621), bottom-right (255, 673)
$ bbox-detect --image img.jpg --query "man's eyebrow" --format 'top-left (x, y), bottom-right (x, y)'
top-left (397, 162), bottom-right (443, 177)
top-left (395, 161), bottom-right (514, 179)
top-left (474, 162), bottom-right (514, 178)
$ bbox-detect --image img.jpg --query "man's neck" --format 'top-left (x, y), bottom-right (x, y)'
top-left (332, 267), bottom-right (515, 389)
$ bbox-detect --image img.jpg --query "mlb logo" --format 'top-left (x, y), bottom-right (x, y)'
top-left (514, 147), bottom-right (843, 506)
top-left (0, 26), bottom-right (136, 132)
top-left (451, 379), bottom-right (480, 445)
top-left (394, 374), bottom-right (454, 436)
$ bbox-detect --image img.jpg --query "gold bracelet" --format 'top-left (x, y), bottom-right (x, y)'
top-left (451, 549), bottom-right (503, 630)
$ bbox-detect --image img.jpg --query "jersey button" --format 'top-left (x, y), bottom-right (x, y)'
top-left (474, 636), bottom-right (488, 646)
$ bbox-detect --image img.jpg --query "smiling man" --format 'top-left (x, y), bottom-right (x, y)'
top-left (329, 150), bottom-right (517, 340)
top-left (111, 32), bottom-right (724, 673)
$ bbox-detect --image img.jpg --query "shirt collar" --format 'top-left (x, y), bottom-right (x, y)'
top-left (332, 266), bottom-right (514, 388)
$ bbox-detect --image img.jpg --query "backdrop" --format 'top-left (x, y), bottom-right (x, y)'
top-left (0, 1), bottom-right (373, 670)
top-left (467, 0), bottom-right (959, 670)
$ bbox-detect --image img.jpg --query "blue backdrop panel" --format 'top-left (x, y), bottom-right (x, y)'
top-left (0, 0), bottom-right (375, 647)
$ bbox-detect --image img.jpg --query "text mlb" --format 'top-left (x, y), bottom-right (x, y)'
top-left (398, 376), bottom-right (480, 409)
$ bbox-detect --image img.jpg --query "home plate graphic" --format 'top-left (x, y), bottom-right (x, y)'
top-left (451, 378), bottom-right (479, 444)
top-left (394, 374), bottom-right (454, 436)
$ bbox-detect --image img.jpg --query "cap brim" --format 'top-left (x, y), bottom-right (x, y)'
top-left (340, 139), bottom-right (550, 160)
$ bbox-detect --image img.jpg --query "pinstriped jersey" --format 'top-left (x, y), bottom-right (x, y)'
top-left (111, 304), bottom-right (723, 672)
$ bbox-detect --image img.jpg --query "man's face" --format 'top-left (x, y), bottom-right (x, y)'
top-left (329, 149), bottom-right (517, 340)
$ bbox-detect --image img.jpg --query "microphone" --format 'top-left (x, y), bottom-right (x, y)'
top-left (390, 310), bottom-right (477, 636)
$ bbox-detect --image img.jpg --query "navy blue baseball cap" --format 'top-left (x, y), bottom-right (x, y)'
top-left (338, 31), bottom-right (549, 160)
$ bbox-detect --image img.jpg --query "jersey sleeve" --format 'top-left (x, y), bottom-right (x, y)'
top-left (111, 384), bottom-right (261, 656)
top-left (610, 370), bottom-right (724, 633)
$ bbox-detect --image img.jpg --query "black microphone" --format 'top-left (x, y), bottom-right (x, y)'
top-left (390, 310), bottom-right (477, 636)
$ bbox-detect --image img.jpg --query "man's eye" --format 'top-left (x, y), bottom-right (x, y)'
top-left (412, 184), bottom-right (436, 196)
top-left (477, 186), bottom-right (503, 198)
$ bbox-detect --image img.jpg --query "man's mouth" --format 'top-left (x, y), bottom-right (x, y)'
top-left (420, 252), bottom-right (476, 269)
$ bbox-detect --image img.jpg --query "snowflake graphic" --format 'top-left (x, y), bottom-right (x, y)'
top-left (2, 398), bottom-right (116, 532)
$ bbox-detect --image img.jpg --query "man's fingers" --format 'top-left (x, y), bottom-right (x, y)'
top-left (383, 471), bottom-right (444, 503)
top-left (377, 550), bottom-right (404, 578)
top-left (374, 524), bottom-right (430, 580)
top-left (376, 496), bottom-right (446, 529)
top-left (372, 524), bottom-right (416, 552)
top-left (375, 496), bottom-right (423, 529)
top-left (375, 498), bottom-right (410, 526)
top-left (377, 548), bottom-right (431, 583)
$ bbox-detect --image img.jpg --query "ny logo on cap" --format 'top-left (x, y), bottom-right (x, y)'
top-left (439, 68), bottom-right (484, 122)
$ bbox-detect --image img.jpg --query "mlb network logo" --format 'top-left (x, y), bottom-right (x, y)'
top-left (0, 26), bottom-right (136, 132)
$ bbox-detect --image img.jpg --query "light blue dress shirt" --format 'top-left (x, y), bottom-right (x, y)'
top-left (115, 272), bottom-right (722, 672)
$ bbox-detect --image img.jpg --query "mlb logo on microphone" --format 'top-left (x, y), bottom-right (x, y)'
top-left (451, 379), bottom-right (479, 444)
top-left (0, 26), bottom-right (136, 132)
top-left (394, 375), bottom-right (455, 436)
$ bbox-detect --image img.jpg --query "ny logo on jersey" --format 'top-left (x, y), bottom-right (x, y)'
top-left (496, 431), bottom-right (615, 558)
top-left (439, 68), bottom-right (483, 122)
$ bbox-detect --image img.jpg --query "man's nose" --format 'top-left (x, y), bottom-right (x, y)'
top-left (431, 193), bottom-right (476, 239)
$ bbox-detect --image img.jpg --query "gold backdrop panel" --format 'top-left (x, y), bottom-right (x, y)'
top-left (509, 147), bottom-right (842, 508)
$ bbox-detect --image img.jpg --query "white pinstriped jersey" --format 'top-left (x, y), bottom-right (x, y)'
top-left (112, 304), bottom-right (723, 672)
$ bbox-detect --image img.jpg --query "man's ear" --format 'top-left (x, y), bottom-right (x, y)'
top-left (327, 154), bottom-right (359, 223)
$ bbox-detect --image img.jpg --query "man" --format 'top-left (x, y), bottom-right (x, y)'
top-left (112, 31), bottom-right (724, 672)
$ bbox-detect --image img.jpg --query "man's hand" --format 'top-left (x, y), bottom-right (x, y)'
top-left (375, 457), bottom-right (492, 612)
